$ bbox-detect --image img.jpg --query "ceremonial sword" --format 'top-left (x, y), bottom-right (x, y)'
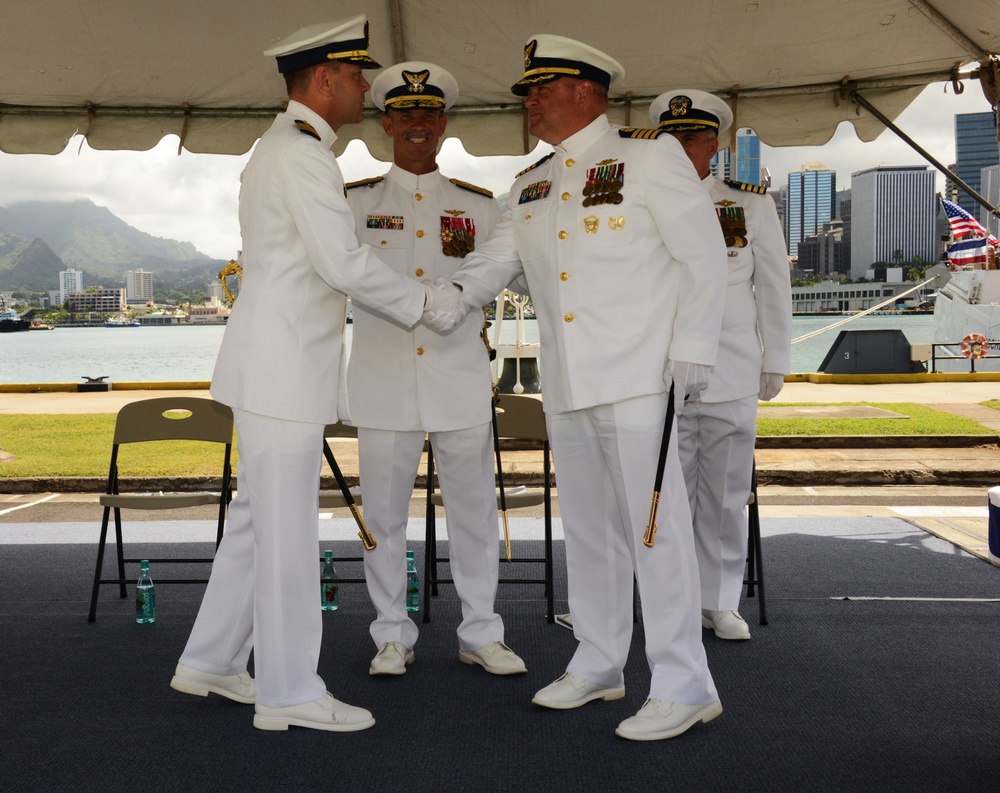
top-left (322, 441), bottom-right (376, 551)
top-left (643, 384), bottom-right (676, 548)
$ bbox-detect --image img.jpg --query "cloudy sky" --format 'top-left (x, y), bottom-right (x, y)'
top-left (0, 82), bottom-right (994, 261)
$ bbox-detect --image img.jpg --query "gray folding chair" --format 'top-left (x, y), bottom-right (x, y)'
top-left (87, 397), bottom-right (234, 622)
top-left (423, 393), bottom-right (555, 623)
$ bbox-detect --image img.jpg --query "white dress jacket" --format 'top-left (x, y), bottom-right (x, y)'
top-left (699, 174), bottom-right (792, 403)
top-left (345, 166), bottom-right (500, 432)
top-left (211, 101), bottom-right (425, 424)
top-left (452, 115), bottom-right (727, 415)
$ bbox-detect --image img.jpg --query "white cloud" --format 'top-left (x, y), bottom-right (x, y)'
top-left (0, 81), bottom-right (994, 260)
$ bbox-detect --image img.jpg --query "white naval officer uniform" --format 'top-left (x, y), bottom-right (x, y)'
top-left (451, 114), bottom-right (727, 705)
top-left (677, 175), bottom-right (792, 612)
top-left (178, 100), bottom-right (426, 708)
top-left (345, 165), bottom-right (506, 652)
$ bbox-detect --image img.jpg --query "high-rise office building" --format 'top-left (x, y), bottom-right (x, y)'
top-left (709, 145), bottom-right (731, 181)
top-left (982, 163), bottom-right (1000, 238)
top-left (735, 130), bottom-right (761, 185)
top-left (59, 268), bottom-right (84, 305)
top-left (849, 165), bottom-right (936, 281)
top-left (785, 162), bottom-right (836, 256)
top-left (837, 189), bottom-right (852, 276)
top-left (125, 269), bottom-right (154, 304)
top-left (709, 129), bottom-right (762, 185)
top-left (954, 112), bottom-right (999, 215)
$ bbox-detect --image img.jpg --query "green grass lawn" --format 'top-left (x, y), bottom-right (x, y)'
top-left (756, 401), bottom-right (995, 437)
top-left (0, 402), bottom-right (995, 479)
top-left (0, 414), bottom-right (237, 479)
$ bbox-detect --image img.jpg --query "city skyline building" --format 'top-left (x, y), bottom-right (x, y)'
top-left (58, 268), bottom-right (83, 305)
top-left (849, 165), bottom-right (936, 281)
top-left (710, 129), bottom-right (762, 185)
top-left (785, 162), bottom-right (836, 257)
top-left (981, 163), bottom-right (1000, 238)
top-left (953, 112), bottom-right (999, 215)
top-left (125, 268), bottom-right (153, 304)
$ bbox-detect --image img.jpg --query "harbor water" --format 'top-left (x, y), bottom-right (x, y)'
top-left (0, 314), bottom-right (937, 384)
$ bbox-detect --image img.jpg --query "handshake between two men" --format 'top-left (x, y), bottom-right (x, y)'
top-left (421, 277), bottom-right (469, 333)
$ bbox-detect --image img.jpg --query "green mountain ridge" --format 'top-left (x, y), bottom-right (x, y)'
top-left (0, 199), bottom-right (224, 296)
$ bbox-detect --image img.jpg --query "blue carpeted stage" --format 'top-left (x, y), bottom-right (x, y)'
top-left (1, 517), bottom-right (998, 792)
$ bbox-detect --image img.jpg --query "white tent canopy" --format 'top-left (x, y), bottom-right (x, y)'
top-left (2, 0), bottom-right (997, 158)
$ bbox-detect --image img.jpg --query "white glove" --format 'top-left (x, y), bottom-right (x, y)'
top-left (668, 360), bottom-right (711, 416)
top-left (759, 372), bottom-right (784, 401)
top-left (422, 277), bottom-right (470, 333)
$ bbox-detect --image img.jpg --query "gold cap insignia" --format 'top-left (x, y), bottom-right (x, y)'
top-left (669, 95), bottom-right (691, 117)
top-left (524, 40), bottom-right (537, 70)
top-left (403, 69), bottom-right (430, 94)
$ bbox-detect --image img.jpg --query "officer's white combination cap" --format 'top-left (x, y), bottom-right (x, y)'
top-left (649, 88), bottom-right (733, 134)
top-left (511, 34), bottom-right (624, 96)
top-left (371, 61), bottom-right (458, 111)
top-left (264, 14), bottom-right (381, 73)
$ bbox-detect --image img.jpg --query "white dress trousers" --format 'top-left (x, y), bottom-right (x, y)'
top-left (358, 424), bottom-right (503, 651)
top-left (677, 394), bottom-right (759, 611)
top-left (546, 393), bottom-right (718, 705)
top-left (677, 174), bottom-right (791, 612)
top-left (179, 409), bottom-right (327, 708)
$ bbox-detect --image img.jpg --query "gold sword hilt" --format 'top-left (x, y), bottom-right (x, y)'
top-left (351, 504), bottom-right (377, 551)
top-left (643, 491), bottom-right (661, 548)
top-left (501, 510), bottom-right (511, 562)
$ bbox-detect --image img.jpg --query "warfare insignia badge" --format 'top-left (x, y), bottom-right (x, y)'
top-left (583, 215), bottom-right (599, 234)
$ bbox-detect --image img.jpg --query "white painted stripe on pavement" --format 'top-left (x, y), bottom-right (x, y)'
top-left (889, 506), bottom-right (988, 518)
top-left (0, 494), bottom-right (60, 516)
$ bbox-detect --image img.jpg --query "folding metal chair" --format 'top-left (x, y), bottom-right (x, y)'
top-left (744, 458), bottom-right (767, 625)
top-left (423, 394), bottom-right (555, 623)
top-left (87, 397), bottom-right (234, 622)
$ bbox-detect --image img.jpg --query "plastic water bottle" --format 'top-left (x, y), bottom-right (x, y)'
top-left (321, 550), bottom-right (340, 611)
top-left (406, 550), bottom-right (419, 613)
top-left (136, 560), bottom-right (155, 623)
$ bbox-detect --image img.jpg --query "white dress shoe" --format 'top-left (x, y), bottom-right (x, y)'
top-left (253, 693), bottom-right (375, 732)
top-left (369, 642), bottom-right (415, 676)
top-left (531, 672), bottom-right (625, 710)
top-left (169, 663), bottom-right (255, 704)
top-left (701, 609), bottom-right (751, 640)
top-left (459, 642), bottom-right (527, 675)
top-left (615, 698), bottom-right (723, 741)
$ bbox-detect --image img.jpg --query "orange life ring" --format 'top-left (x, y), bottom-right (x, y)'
top-left (961, 333), bottom-right (989, 359)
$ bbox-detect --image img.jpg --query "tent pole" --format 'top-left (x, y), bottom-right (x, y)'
top-left (389, 0), bottom-right (406, 63)
top-left (851, 89), bottom-right (999, 220)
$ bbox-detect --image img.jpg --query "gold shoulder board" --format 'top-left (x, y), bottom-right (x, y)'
top-left (450, 178), bottom-right (494, 198)
top-left (618, 127), bottom-right (669, 140)
top-left (294, 119), bottom-right (321, 140)
top-left (515, 152), bottom-right (555, 179)
top-left (345, 176), bottom-right (386, 190)
top-left (724, 179), bottom-right (767, 195)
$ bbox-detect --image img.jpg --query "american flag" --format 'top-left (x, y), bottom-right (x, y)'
top-left (947, 236), bottom-right (989, 267)
top-left (940, 196), bottom-right (999, 248)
